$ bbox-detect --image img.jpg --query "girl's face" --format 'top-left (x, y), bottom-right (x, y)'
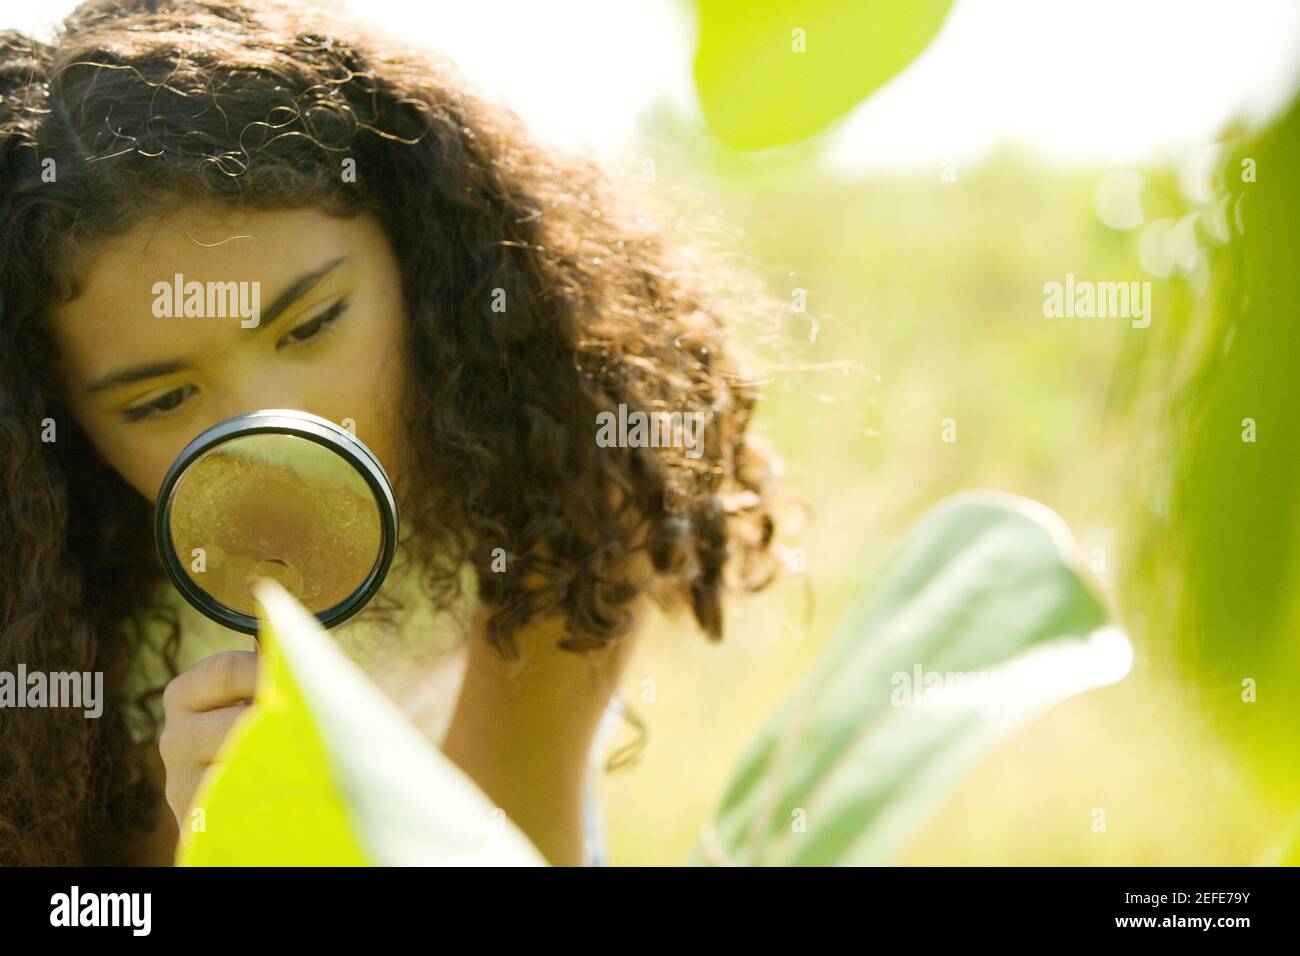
top-left (50, 202), bottom-right (411, 503)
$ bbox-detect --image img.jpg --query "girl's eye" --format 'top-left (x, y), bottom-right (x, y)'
top-left (123, 384), bottom-right (197, 423)
top-left (277, 300), bottom-right (348, 350)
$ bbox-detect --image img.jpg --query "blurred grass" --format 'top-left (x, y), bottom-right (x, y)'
top-left (595, 135), bottom-right (1280, 865)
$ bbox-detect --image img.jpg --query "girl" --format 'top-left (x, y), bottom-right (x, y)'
top-left (0, 0), bottom-right (780, 865)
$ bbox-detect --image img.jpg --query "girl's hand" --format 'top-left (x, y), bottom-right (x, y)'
top-left (158, 650), bottom-right (259, 839)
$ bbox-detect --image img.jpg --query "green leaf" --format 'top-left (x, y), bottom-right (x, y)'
top-left (178, 579), bottom-right (545, 866)
top-left (691, 492), bottom-right (1132, 866)
top-left (693, 0), bottom-right (954, 151)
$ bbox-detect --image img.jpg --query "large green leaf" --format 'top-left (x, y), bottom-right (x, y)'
top-left (693, 0), bottom-right (954, 150)
top-left (691, 492), bottom-right (1132, 866)
top-left (178, 579), bottom-right (545, 866)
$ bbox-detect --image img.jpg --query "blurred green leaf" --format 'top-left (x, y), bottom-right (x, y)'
top-left (179, 580), bottom-right (545, 866)
top-left (693, 0), bottom-right (954, 150)
top-left (1128, 89), bottom-right (1300, 805)
top-left (691, 492), bottom-right (1131, 866)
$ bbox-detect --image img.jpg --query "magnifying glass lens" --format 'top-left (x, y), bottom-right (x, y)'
top-left (155, 411), bottom-right (398, 634)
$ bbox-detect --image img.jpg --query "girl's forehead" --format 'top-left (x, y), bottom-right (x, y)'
top-left (71, 203), bottom-right (358, 281)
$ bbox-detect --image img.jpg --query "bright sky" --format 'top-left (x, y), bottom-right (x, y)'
top-left (6, 0), bottom-right (1299, 173)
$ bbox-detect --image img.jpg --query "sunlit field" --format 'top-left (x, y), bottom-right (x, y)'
top-left (598, 141), bottom-right (1284, 865)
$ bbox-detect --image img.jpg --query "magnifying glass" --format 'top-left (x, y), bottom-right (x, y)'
top-left (153, 409), bottom-right (399, 634)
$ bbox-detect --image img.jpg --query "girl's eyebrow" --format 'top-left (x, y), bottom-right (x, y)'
top-left (83, 256), bottom-right (351, 393)
top-left (85, 359), bottom-right (191, 394)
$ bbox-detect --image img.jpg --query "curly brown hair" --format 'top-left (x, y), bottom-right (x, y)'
top-left (0, 0), bottom-right (780, 864)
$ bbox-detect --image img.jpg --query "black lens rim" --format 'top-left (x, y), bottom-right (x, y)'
top-left (153, 409), bottom-right (399, 635)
